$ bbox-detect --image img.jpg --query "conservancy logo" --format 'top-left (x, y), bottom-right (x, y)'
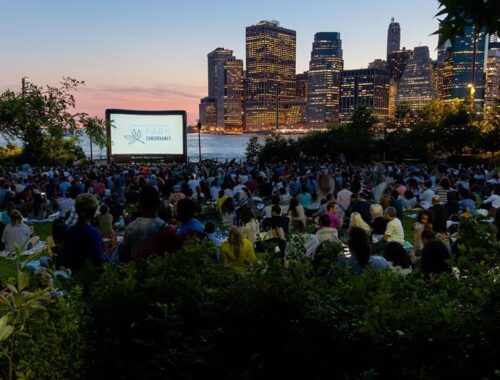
top-left (124, 129), bottom-right (145, 144)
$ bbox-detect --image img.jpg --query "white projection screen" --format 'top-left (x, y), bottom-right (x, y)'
top-left (106, 109), bottom-right (187, 162)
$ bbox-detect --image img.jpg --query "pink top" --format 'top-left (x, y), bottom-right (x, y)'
top-left (326, 211), bottom-right (341, 229)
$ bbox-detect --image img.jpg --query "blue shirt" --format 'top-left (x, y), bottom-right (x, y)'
top-left (459, 198), bottom-right (476, 214)
top-left (63, 224), bottom-right (106, 271)
top-left (340, 255), bottom-right (389, 274)
top-left (179, 218), bottom-right (204, 238)
top-left (298, 192), bottom-right (312, 209)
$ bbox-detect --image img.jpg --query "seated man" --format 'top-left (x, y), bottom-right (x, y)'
top-left (121, 185), bottom-right (166, 261)
top-left (63, 193), bottom-right (106, 272)
top-left (262, 205), bottom-right (290, 236)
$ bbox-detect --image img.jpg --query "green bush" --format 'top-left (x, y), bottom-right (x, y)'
top-left (79, 239), bottom-right (500, 379)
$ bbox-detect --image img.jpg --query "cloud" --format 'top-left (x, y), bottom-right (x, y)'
top-left (82, 83), bottom-right (205, 100)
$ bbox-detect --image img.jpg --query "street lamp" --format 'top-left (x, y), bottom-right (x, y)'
top-left (197, 120), bottom-right (202, 163)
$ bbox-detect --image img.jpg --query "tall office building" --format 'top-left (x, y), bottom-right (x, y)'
top-left (448, 26), bottom-right (488, 110)
top-left (387, 18), bottom-right (401, 59)
top-left (216, 57), bottom-right (244, 133)
top-left (245, 20), bottom-right (296, 131)
top-left (199, 97), bottom-right (217, 131)
top-left (387, 48), bottom-right (413, 82)
top-left (306, 32), bottom-right (343, 125)
top-left (207, 48), bottom-right (234, 98)
top-left (340, 68), bottom-right (390, 124)
top-left (396, 46), bottom-right (436, 111)
top-left (484, 42), bottom-right (500, 119)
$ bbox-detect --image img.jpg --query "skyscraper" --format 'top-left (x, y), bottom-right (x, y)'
top-left (199, 97), bottom-right (217, 131)
top-left (340, 68), bottom-right (390, 124)
top-left (208, 48), bottom-right (234, 98)
top-left (387, 18), bottom-right (401, 60)
top-left (245, 20), bottom-right (296, 132)
top-left (484, 42), bottom-right (500, 120)
top-left (295, 72), bottom-right (308, 98)
top-left (448, 26), bottom-right (488, 110)
top-left (387, 48), bottom-right (413, 82)
top-left (216, 57), bottom-right (244, 133)
top-left (396, 46), bottom-right (436, 111)
top-left (306, 32), bottom-right (343, 125)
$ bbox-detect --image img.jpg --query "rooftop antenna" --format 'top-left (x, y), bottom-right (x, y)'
top-left (391, 17), bottom-right (394, 23)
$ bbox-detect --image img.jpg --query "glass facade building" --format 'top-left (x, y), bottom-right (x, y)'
top-left (216, 58), bottom-right (244, 133)
top-left (340, 68), bottom-right (390, 124)
top-left (245, 20), bottom-right (296, 132)
top-left (306, 32), bottom-right (343, 125)
top-left (448, 26), bottom-right (488, 110)
top-left (396, 46), bottom-right (436, 111)
top-left (484, 42), bottom-right (500, 120)
top-left (199, 97), bottom-right (217, 131)
top-left (207, 48), bottom-right (234, 98)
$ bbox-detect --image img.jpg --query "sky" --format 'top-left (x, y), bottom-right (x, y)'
top-left (0, 0), bottom-right (441, 124)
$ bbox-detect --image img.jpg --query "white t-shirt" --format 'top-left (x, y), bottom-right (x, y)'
top-left (2, 223), bottom-right (31, 251)
top-left (385, 218), bottom-right (405, 243)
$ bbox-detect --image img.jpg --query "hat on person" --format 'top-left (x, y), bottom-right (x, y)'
top-left (75, 193), bottom-right (98, 214)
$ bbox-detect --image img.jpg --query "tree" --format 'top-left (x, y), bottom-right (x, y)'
top-left (434, 0), bottom-right (500, 47)
top-left (81, 115), bottom-right (110, 161)
top-left (245, 136), bottom-right (262, 164)
top-left (350, 106), bottom-right (377, 132)
top-left (0, 77), bottom-right (108, 164)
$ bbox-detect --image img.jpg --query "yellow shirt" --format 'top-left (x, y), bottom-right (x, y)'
top-left (220, 239), bottom-right (256, 269)
top-left (216, 195), bottom-right (228, 213)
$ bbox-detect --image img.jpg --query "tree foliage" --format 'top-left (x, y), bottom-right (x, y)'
top-left (434, 0), bottom-right (500, 47)
top-left (0, 77), bottom-right (109, 164)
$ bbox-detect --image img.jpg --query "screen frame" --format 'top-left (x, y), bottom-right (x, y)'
top-left (106, 109), bottom-right (187, 163)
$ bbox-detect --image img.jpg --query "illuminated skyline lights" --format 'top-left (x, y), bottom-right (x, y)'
top-left (216, 57), bottom-right (244, 132)
top-left (484, 41), bottom-right (500, 120)
top-left (245, 20), bottom-right (297, 131)
top-left (396, 46), bottom-right (436, 111)
top-left (448, 26), bottom-right (488, 110)
top-left (340, 68), bottom-right (390, 124)
top-left (306, 32), bottom-right (344, 125)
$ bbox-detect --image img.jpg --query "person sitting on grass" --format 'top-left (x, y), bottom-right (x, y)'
top-left (1, 210), bottom-right (35, 252)
top-left (316, 214), bottom-right (339, 243)
top-left (62, 193), bottom-right (106, 272)
top-left (383, 241), bottom-right (412, 275)
top-left (220, 227), bottom-right (256, 270)
top-left (176, 198), bottom-right (205, 239)
top-left (420, 239), bottom-right (451, 277)
top-left (341, 227), bottom-right (389, 274)
top-left (121, 185), bottom-right (166, 261)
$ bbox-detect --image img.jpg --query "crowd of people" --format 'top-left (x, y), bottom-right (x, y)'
top-left (0, 156), bottom-right (498, 277)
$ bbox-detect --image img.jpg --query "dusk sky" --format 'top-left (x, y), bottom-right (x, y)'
top-left (1, 0), bottom-right (440, 124)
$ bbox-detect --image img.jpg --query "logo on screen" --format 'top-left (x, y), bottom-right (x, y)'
top-left (124, 129), bottom-right (145, 144)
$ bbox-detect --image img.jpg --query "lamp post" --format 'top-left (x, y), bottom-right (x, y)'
top-left (197, 120), bottom-right (202, 163)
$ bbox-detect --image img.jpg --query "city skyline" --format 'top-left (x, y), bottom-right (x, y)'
top-left (0, 0), bottom-right (442, 124)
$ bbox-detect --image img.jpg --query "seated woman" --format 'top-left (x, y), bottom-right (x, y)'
top-left (220, 227), bottom-right (256, 270)
top-left (1, 210), bottom-right (35, 252)
top-left (413, 209), bottom-right (433, 257)
top-left (288, 197), bottom-right (306, 226)
top-left (238, 205), bottom-right (260, 244)
top-left (340, 227), bottom-right (389, 274)
top-left (348, 211), bottom-right (372, 236)
top-left (177, 198), bottom-right (205, 239)
top-left (220, 197), bottom-right (236, 229)
top-left (316, 214), bottom-right (339, 243)
top-left (401, 190), bottom-right (417, 210)
top-left (369, 204), bottom-right (386, 243)
top-left (290, 219), bottom-right (320, 259)
top-left (325, 201), bottom-right (341, 230)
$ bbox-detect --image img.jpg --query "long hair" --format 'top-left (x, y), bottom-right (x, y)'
top-left (348, 227), bottom-right (372, 268)
top-left (228, 227), bottom-right (244, 259)
top-left (289, 198), bottom-right (300, 218)
top-left (349, 212), bottom-right (371, 235)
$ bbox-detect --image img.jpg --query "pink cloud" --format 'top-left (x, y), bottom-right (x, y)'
top-left (73, 84), bottom-right (205, 124)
